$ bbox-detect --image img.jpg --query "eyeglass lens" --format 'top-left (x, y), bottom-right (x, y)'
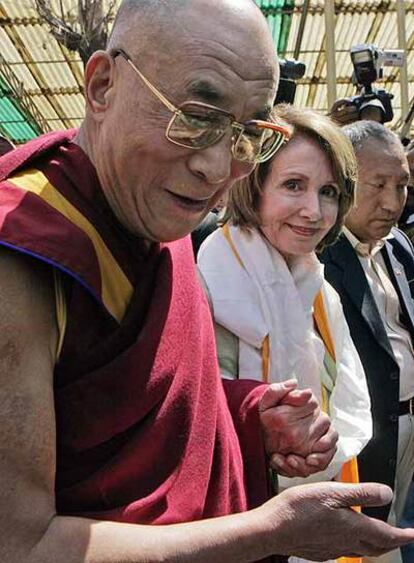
top-left (233, 124), bottom-right (283, 163)
top-left (168, 107), bottom-right (231, 148)
top-left (167, 106), bottom-right (283, 163)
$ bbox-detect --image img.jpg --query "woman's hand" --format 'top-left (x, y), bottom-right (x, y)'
top-left (259, 379), bottom-right (338, 477)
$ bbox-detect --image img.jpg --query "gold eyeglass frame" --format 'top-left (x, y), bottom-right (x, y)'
top-left (112, 48), bottom-right (291, 164)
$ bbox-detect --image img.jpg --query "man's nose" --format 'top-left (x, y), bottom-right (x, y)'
top-left (381, 186), bottom-right (404, 214)
top-left (187, 134), bottom-right (254, 185)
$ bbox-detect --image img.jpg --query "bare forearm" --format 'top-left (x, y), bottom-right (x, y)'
top-left (7, 482), bottom-right (414, 563)
top-left (27, 510), bottom-right (273, 563)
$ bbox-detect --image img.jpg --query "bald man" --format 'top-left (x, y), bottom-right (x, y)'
top-left (0, 1), bottom-right (413, 562)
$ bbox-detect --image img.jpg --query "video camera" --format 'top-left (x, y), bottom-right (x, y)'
top-left (348, 44), bottom-right (404, 124)
top-left (275, 58), bottom-right (306, 105)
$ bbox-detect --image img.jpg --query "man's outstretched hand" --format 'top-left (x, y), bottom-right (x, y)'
top-left (258, 481), bottom-right (414, 560)
top-left (259, 380), bottom-right (338, 477)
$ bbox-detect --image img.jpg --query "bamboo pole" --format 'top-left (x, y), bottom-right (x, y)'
top-left (396, 0), bottom-right (409, 122)
top-left (324, 0), bottom-right (337, 109)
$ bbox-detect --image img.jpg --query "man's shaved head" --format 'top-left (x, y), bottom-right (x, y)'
top-left (109, 0), bottom-right (189, 44)
top-left (80, 0), bottom-right (278, 242)
top-left (108, 0), bottom-right (272, 63)
top-left (110, 0), bottom-right (262, 33)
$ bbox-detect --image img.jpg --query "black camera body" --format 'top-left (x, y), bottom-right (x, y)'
top-left (275, 58), bottom-right (306, 105)
top-left (348, 44), bottom-right (396, 124)
top-left (349, 87), bottom-right (394, 123)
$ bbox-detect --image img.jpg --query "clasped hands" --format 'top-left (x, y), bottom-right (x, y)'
top-left (259, 379), bottom-right (338, 478)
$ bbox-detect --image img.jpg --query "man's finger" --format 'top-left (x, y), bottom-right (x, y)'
top-left (278, 388), bottom-right (316, 408)
top-left (270, 453), bottom-right (312, 478)
top-left (305, 447), bottom-right (337, 470)
top-left (330, 482), bottom-right (394, 509)
top-left (283, 454), bottom-right (316, 477)
top-left (358, 529), bottom-right (414, 557)
top-left (271, 453), bottom-right (329, 478)
top-left (352, 518), bottom-right (414, 557)
top-left (258, 380), bottom-right (298, 412)
top-left (269, 453), bottom-right (293, 476)
top-left (308, 426), bottom-right (339, 454)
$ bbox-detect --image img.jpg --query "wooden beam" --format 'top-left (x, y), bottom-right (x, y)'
top-left (324, 0), bottom-right (337, 108)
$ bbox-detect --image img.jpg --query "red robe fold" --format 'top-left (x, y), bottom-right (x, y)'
top-left (0, 132), bottom-right (276, 544)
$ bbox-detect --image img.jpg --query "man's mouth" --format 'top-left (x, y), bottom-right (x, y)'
top-left (373, 218), bottom-right (395, 224)
top-left (167, 190), bottom-right (211, 213)
top-left (371, 218), bottom-right (397, 230)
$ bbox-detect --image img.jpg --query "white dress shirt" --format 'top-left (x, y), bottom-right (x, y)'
top-left (344, 227), bottom-right (414, 400)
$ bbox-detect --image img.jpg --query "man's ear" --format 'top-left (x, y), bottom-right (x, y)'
top-left (84, 50), bottom-right (115, 120)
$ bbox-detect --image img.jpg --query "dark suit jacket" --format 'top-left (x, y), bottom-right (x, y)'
top-left (320, 228), bottom-right (414, 521)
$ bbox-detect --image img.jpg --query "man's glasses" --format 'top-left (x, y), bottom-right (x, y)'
top-left (112, 49), bottom-right (291, 164)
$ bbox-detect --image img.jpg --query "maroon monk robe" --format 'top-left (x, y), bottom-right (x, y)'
top-left (0, 131), bottom-right (278, 533)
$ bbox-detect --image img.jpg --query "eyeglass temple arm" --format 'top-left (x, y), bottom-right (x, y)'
top-left (250, 119), bottom-right (292, 140)
top-left (112, 48), bottom-right (179, 114)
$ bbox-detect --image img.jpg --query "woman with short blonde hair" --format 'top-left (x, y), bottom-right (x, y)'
top-left (224, 103), bottom-right (357, 250)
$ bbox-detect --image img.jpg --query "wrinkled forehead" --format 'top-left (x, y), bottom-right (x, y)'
top-left (176, 50), bottom-right (277, 118)
top-left (172, 0), bottom-right (276, 68)
top-left (132, 2), bottom-right (278, 117)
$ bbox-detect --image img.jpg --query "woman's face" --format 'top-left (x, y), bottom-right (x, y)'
top-left (258, 134), bottom-right (340, 260)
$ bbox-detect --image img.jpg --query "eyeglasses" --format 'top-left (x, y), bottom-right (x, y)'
top-left (112, 49), bottom-right (290, 164)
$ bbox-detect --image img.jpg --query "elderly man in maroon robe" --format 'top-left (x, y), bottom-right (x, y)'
top-left (0, 1), bottom-right (413, 562)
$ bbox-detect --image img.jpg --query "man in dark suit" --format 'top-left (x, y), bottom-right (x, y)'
top-left (320, 120), bottom-right (414, 563)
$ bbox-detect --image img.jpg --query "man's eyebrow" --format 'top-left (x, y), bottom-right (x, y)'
top-left (186, 81), bottom-right (272, 120)
top-left (187, 80), bottom-right (225, 104)
top-left (373, 172), bottom-right (411, 183)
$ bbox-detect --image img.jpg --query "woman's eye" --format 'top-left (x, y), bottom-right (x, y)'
top-left (321, 185), bottom-right (339, 199)
top-left (284, 180), bottom-right (300, 191)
